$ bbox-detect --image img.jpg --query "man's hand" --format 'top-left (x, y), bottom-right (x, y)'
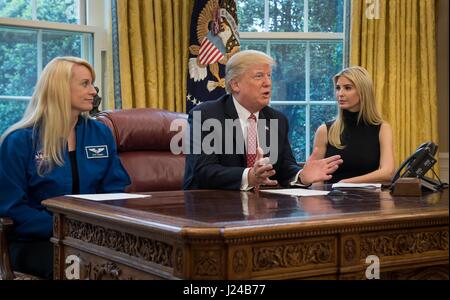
top-left (248, 147), bottom-right (278, 188)
top-left (299, 147), bottom-right (343, 185)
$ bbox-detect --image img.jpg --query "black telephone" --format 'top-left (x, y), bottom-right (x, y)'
top-left (391, 142), bottom-right (447, 192)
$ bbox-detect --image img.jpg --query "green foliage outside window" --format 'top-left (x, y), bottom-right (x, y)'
top-left (237, 0), bottom-right (343, 32)
top-left (0, 0), bottom-right (84, 135)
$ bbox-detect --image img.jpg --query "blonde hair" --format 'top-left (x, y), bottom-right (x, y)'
top-left (225, 50), bottom-right (275, 93)
top-left (328, 66), bottom-right (383, 149)
top-left (1, 56), bottom-right (95, 174)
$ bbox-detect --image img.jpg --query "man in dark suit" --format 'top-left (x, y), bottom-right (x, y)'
top-left (184, 50), bottom-right (342, 190)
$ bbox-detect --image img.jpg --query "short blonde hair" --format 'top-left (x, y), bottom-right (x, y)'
top-left (328, 66), bottom-right (382, 149)
top-left (225, 50), bottom-right (275, 93)
top-left (1, 56), bottom-right (95, 174)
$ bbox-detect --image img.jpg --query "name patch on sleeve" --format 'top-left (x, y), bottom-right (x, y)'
top-left (85, 145), bottom-right (109, 159)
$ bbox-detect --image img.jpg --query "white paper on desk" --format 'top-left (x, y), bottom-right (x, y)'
top-left (331, 183), bottom-right (381, 189)
top-left (260, 189), bottom-right (329, 197)
top-left (65, 193), bottom-right (150, 201)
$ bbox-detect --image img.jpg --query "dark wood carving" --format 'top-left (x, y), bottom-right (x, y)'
top-left (382, 266), bottom-right (449, 280)
top-left (92, 262), bottom-right (128, 280)
top-left (174, 247), bottom-right (183, 274)
top-left (252, 239), bottom-right (334, 271)
top-left (343, 238), bottom-right (357, 262)
top-left (53, 244), bottom-right (60, 280)
top-left (53, 215), bottom-right (60, 238)
top-left (193, 250), bottom-right (221, 276)
top-left (361, 229), bottom-right (449, 258)
top-left (232, 249), bottom-right (248, 274)
top-left (65, 219), bottom-right (173, 267)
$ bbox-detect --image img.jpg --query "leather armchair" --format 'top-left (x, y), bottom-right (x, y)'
top-left (95, 108), bottom-right (188, 192)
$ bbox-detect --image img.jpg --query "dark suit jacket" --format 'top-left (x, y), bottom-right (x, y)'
top-left (183, 94), bottom-right (301, 190)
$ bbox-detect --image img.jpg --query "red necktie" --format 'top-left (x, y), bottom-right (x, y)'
top-left (247, 114), bottom-right (257, 168)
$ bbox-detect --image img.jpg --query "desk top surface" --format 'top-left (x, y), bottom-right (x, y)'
top-left (43, 186), bottom-right (449, 234)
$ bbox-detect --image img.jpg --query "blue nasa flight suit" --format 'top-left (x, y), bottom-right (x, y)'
top-left (0, 117), bottom-right (131, 241)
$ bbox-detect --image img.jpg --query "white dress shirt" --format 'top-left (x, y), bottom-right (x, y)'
top-left (232, 97), bottom-right (304, 190)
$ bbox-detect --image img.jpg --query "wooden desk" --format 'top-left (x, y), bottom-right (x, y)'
top-left (42, 188), bottom-right (449, 280)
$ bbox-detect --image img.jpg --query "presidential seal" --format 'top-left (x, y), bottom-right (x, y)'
top-left (188, 0), bottom-right (240, 93)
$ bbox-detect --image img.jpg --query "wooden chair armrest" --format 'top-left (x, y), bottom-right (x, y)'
top-left (0, 217), bottom-right (13, 228)
top-left (0, 217), bottom-right (15, 280)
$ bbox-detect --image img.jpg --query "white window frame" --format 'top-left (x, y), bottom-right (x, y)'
top-left (0, 0), bottom-right (109, 107)
top-left (239, 0), bottom-right (348, 159)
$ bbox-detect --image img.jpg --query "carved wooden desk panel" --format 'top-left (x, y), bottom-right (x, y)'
top-left (42, 188), bottom-right (449, 280)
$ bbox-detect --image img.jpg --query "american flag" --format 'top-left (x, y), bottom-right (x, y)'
top-left (198, 37), bottom-right (224, 65)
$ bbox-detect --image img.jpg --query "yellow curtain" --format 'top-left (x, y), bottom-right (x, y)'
top-left (106, 0), bottom-right (115, 111)
top-left (350, 0), bottom-right (439, 172)
top-left (117, 0), bottom-right (193, 112)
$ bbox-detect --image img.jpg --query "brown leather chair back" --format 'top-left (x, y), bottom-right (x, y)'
top-left (95, 108), bottom-right (187, 192)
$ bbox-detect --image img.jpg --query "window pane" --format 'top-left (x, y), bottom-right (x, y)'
top-left (240, 40), bottom-right (267, 52)
top-left (0, 0), bottom-right (32, 19)
top-left (308, 0), bottom-right (344, 32)
top-left (237, 0), bottom-right (265, 32)
top-left (241, 40), bottom-right (343, 102)
top-left (270, 104), bottom-right (306, 162)
top-left (310, 104), bottom-right (337, 152)
top-left (0, 26), bottom-right (93, 135)
top-left (241, 40), bottom-right (307, 101)
top-left (0, 97), bottom-right (28, 134)
top-left (237, 0), bottom-right (344, 33)
top-left (42, 30), bottom-right (92, 66)
top-left (37, 0), bottom-right (79, 24)
top-left (0, 27), bottom-right (37, 97)
top-left (310, 41), bottom-right (343, 101)
top-left (0, 0), bottom-right (80, 23)
top-left (242, 41), bottom-right (310, 102)
top-left (270, 41), bottom-right (306, 101)
top-left (269, 0), bottom-right (304, 32)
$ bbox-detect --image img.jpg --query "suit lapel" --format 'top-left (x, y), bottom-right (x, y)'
top-left (224, 94), bottom-right (239, 120)
top-left (224, 95), bottom-right (246, 161)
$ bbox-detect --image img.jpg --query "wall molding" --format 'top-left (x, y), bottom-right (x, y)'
top-left (440, 152), bottom-right (449, 183)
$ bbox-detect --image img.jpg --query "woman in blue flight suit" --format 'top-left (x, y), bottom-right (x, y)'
top-left (0, 57), bottom-right (131, 279)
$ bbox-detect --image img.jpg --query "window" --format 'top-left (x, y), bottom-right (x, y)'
top-left (237, 0), bottom-right (348, 162)
top-left (0, 0), bottom-right (108, 135)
